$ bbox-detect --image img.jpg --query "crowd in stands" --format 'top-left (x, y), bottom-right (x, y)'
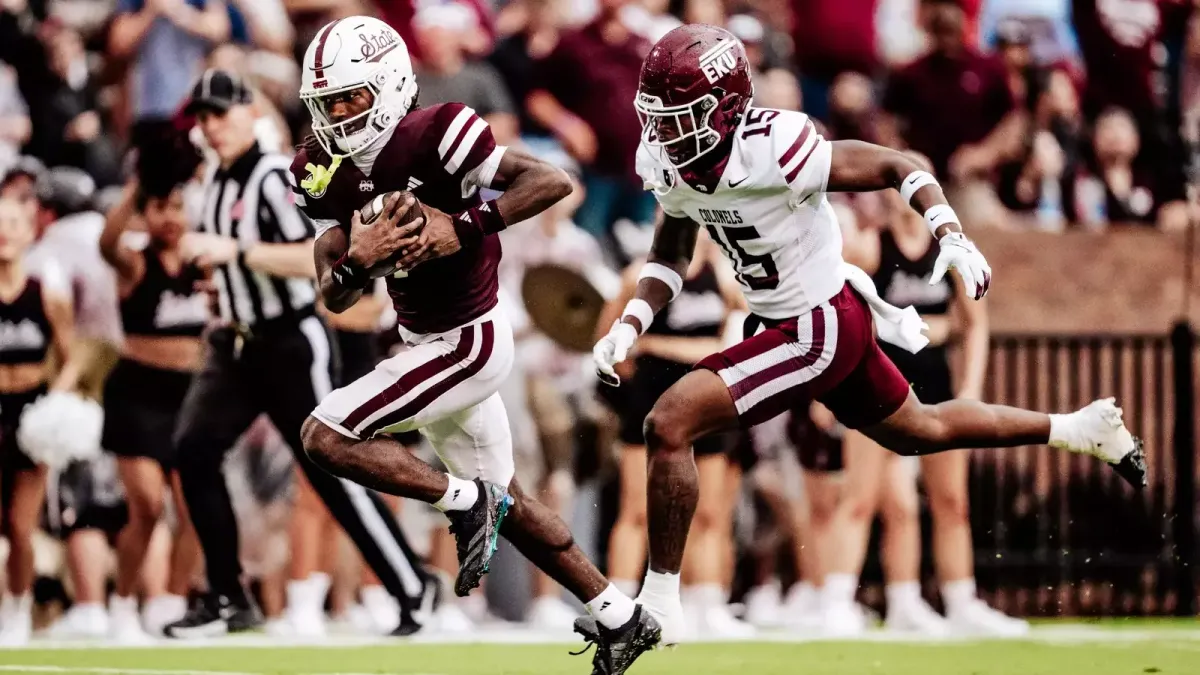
top-left (0, 0), bottom-right (1193, 645)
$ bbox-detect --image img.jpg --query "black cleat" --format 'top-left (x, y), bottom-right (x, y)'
top-left (445, 478), bottom-right (513, 597)
top-left (164, 593), bottom-right (262, 639)
top-left (572, 605), bottom-right (662, 675)
top-left (1112, 436), bottom-right (1148, 488)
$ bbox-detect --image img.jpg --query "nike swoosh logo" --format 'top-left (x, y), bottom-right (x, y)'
top-left (729, 177), bottom-right (748, 188)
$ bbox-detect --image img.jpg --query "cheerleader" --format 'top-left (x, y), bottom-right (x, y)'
top-left (0, 197), bottom-right (86, 645)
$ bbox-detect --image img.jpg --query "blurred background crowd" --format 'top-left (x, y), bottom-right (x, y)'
top-left (0, 0), bottom-right (1196, 647)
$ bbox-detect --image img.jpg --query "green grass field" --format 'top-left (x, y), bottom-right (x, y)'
top-left (1, 622), bottom-right (1198, 675)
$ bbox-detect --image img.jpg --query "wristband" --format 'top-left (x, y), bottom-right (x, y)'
top-left (621, 298), bottom-right (655, 335)
top-left (331, 252), bottom-right (369, 290)
top-left (900, 170), bottom-right (939, 204)
top-left (637, 262), bottom-right (684, 300)
top-left (453, 199), bottom-right (508, 248)
top-left (923, 204), bottom-right (960, 235)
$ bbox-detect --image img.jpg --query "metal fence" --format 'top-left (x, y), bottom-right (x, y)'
top-left (965, 324), bottom-right (1197, 617)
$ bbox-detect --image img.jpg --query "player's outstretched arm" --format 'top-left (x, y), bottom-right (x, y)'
top-left (825, 140), bottom-right (992, 299)
top-left (593, 213), bottom-right (699, 386)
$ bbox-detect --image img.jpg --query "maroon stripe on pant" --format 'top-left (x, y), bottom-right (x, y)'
top-left (362, 321), bottom-right (496, 437)
top-left (342, 325), bottom-right (476, 432)
top-left (729, 309), bottom-right (827, 402)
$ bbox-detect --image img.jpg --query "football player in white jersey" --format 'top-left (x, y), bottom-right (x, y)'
top-left (590, 24), bottom-right (1147, 643)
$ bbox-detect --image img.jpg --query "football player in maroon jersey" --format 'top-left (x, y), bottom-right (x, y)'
top-left (293, 16), bottom-right (660, 671)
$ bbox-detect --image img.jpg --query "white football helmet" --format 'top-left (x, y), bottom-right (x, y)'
top-left (299, 16), bottom-right (419, 157)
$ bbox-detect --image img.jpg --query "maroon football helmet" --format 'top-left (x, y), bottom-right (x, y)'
top-left (635, 24), bottom-right (754, 168)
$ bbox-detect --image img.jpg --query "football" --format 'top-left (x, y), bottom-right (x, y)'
top-left (358, 190), bottom-right (423, 278)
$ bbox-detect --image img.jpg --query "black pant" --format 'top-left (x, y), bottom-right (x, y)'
top-left (174, 316), bottom-right (429, 621)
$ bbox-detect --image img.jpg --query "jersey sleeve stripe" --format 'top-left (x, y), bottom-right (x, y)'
top-left (445, 118), bottom-right (488, 174)
top-left (785, 139), bottom-right (819, 184)
top-left (438, 106), bottom-right (478, 160)
top-left (777, 120), bottom-right (813, 171)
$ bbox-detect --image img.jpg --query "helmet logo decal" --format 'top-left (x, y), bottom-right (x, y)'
top-left (699, 39), bottom-right (738, 84)
top-left (352, 30), bottom-right (401, 64)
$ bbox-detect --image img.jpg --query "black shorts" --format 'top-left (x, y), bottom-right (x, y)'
top-left (45, 456), bottom-right (128, 540)
top-left (879, 344), bottom-right (954, 405)
top-left (0, 384), bottom-right (48, 472)
top-left (619, 356), bottom-right (730, 456)
top-left (102, 359), bottom-right (194, 469)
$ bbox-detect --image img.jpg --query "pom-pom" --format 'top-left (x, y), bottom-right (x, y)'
top-left (17, 391), bottom-right (104, 470)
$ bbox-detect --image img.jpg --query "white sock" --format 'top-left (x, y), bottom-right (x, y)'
top-left (692, 583), bottom-right (725, 609)
top-left (110, 595), bottom-right (139, 618)
top-left (638, 570), bottom-right (681, 612)
top-left (885, 582), bottom-right (922, 614)
top-left (433, 476), bottom-right (479, 512)
top-left (941, 578), bottom-right (977, 615)
top-left (1048, 413), bottom-right (1074, 449)
top-left (612, 579), bottom-right (640, 597)
top-left (585, 584), bottom-right (636, 630)
top-left (822, 574), bottom-right (858, 609)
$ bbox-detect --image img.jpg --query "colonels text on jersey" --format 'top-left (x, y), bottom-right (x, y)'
top-left (637, 108), bottom-right (843, 321)
top-left (289, 103), bottom-right (504, 334)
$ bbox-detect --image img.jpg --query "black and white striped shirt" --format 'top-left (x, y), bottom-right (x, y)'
top-left (200, 142), bottom-right (316, 326)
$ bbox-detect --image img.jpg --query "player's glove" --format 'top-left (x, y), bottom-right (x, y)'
top-left (593, 321), bottom-right (639, 387)
top-left (930, 232), bottom-right (992, 300)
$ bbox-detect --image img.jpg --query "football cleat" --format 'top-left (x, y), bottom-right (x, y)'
top-left (164, 593), bottom-right (262, 639)
top-left (1051, 398), bottom-right (1147, 488)
top-left (572, 605), bottom-right (663, 675)
top-left (445, 478), bottom-right (513, 597)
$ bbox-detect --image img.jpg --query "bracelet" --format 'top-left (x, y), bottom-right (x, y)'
top-left (331, 252), bottom-right (368, 290)
top-left (452, 199), bottom-right (508, 248)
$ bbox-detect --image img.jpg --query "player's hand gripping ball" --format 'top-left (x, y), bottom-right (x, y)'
top-left (350, 191), bottom-right (426, 278)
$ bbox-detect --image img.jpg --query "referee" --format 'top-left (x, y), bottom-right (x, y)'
top-left (164, 70), bottom-right (431, 638)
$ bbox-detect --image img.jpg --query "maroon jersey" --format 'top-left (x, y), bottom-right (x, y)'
top-left (292, 103), bottom-right (503, 335)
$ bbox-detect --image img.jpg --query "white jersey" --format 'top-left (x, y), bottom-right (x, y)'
top-left (637, 107), bottom-right (845, 320)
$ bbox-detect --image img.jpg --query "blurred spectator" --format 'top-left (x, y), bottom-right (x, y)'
top-left (877, 0), bottom-right (927, 67)
top-left (0, 157), bottom-right (44, 222)
top-left (0, 65), bottom-right (30, 177)
top-left (789, 0), bottom-right (879, 122)
top-left (754, 68), bottom-right (803, 111)
top-left (489, 0), bottom-right (564, 138)
top-left (26, 166), bottom-right (124, 353)
top-left (995, 18), bottom-right (1034, 106)
top-left (1071, 0), bottom-right (1191, 130)
top-left (108, 0), bottom-right (232, 147)
top-left (827, 72), bottom-right (878, 142)
top-left (228, 0), bottom-right (294, 55)
top-left (21, 23), bottom-right (120, 186)
top-left (880, 0), bottom-right (1024, 182)
top-left (527, 0), bottom-right (655, 240)
top-left (415, 2), bottom-right (518, 144)
top-left (619, 0), bottom-right (680, 41)
top-left (978, 0), bottom-right (1080, 64)
top-left (1068, 106), bottom-right (1189, 230)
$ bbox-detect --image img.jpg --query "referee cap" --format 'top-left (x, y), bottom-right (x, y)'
top-left (184, 69), bottom-right (253, 115)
